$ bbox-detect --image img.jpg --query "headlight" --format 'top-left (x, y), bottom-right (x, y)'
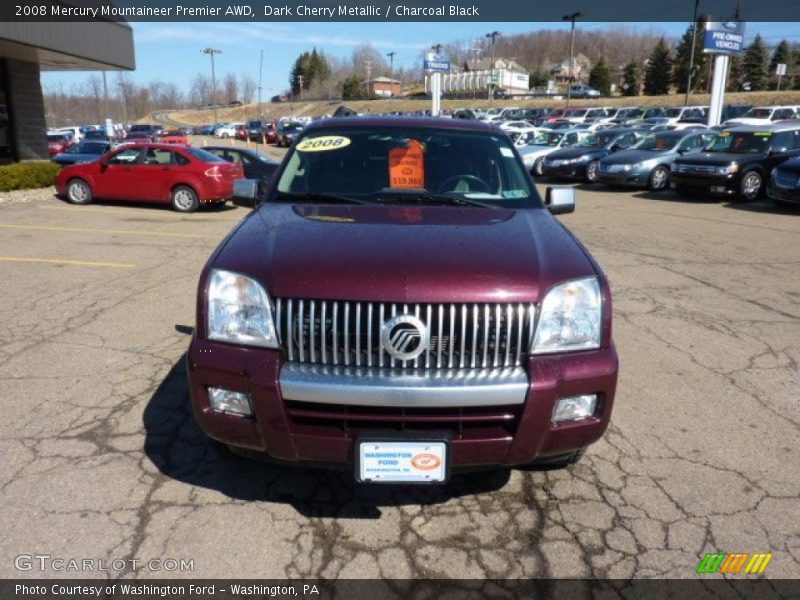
top-left (717, 164), bottom-right (739, 175)
top-left (207, 269), bottom-right (278, 348)
top-left (532, 277), bottom-right (602, 354)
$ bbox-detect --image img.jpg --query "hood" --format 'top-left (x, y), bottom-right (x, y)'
top-left (519, 145), bottom-right (556, 160)
top-left (724, 118), bottom-right (769, 126)
top-left (548, 146), bottom-right (605, 160)
top-left (675, 152), bottom-right (752, 166)
top-left (601, 149), bottom-right (673, 165)
top-left (53, 153), bottom-right (101, 164)
top-left (212, 204), bottom-right (596, 304)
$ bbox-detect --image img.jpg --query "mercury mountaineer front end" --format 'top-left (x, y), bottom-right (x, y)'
top-left (187, 117), bottom-right (618, 483)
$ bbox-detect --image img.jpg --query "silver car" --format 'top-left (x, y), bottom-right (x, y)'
top-left (596, 130), bottom-right (717, 191)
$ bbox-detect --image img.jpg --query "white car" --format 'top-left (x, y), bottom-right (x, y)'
top-left (508, 127), bottom-right (543, 147)
top-left (499, 120), bottom-right (535, 132)
top-left (50, 126), bottom-right (83, 142)
top-left (564, 107), bottom-right (612, 124)
top-left (724, 105), bottom-right (798, 126)
top-left (214, 123), bottom-right (243, 138)
top-left (519, 128), bottom-right (592, 176)
top-left (662, 106), bottom-right (707, 125)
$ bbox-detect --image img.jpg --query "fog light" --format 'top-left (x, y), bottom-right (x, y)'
top-left (208, 387), bottom-right (252, 416)
top-left (552, 394), bottom-right (597, 423)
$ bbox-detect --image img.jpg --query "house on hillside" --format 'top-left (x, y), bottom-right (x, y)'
top-left (550, 53), bottom-right (592, 83)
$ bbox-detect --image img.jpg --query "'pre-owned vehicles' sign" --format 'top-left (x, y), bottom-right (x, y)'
top-left (703, 21), bottom-right (745, 54)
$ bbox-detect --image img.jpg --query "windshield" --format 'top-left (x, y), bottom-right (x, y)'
top-left (564, 109), bottom-right (587, 117)
top-left (633, 133), bottom-right (681, 151)
top-left (274, 127), bottom-right (540, 208)
top-left (531, 131), bottom-right (564, 146)
top-left (47, 134), bottom-right (67, 142)
top-left (704, 131), bottom-right (771, 154)
top-left (617, 109), bottom-right (643, 119)
top-left (281, 123), bottom-right (302, 132)
top-left (71, 142), bottom-right (108, 154)
top-left (742, 108), bottom-right (773, 118)
top-left (186, 147), bottom-right (225, 162)
top-left (578, 131), bottom-right (618, 148)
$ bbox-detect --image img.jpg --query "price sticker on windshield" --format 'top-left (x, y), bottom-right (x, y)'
top-left (389, 140), bottom-right (425, 189)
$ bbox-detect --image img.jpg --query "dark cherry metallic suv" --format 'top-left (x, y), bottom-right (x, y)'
top-left (187, 117), bottom-right (619, 483)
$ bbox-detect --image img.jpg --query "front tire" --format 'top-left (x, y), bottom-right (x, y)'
top-left (532, 158), bottom-right (544, 177)
top-left (739, 171), bottom-right (763, 202)
top-left (66, 178), bottom-right (92, 205)
top-left (585, 161), bottom-right (599, 183)
top-left (648, 166), bottom-right (670, 192)
top-left (171, 185), bottom-right (199, 212)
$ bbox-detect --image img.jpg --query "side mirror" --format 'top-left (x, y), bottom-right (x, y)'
top-left (232, 178), bottom-right (258, 204)
top-left (545, 186), bottom-right (576, 215)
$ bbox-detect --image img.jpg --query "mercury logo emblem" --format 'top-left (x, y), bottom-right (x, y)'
top-left (381, 315), bottom-right (429, 361)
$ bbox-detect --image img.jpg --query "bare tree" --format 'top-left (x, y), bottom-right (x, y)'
top-left (239, 73), bottom-right (257, 104)
top-left (222, 73), bottom-right (239, 103)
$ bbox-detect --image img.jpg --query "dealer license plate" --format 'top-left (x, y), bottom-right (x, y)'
top-left (357, 440), bottom-right (448, 483)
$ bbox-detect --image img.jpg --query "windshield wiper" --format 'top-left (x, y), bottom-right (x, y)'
top-left (273, 191), bottom-right (373, 205)
top-left (375, 188), bottom-right (497, 208)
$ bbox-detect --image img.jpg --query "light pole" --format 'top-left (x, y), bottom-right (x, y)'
top-left (387, 51), bottom-right (396, 100)
top-left (431, 44), bottom-right (443, 116)
top-left (202, 47), bottom-right (222, 124)
top-left (684, 0), bottom-right (701, 106)
top-left (562, 12), bottom-right (583, 108)
top-left (485, 31), bottom-right (500, 104)
top-left (257, 49), bottom-right (263, 119)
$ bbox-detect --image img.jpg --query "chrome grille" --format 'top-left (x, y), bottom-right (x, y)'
top-left (674, 163), bottom-right (717, 174)
top-left (773, 169), bottom-right (799, 189)
top-left (275, 299), bottom-right (536, 369)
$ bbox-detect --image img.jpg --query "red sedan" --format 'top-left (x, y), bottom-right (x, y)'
top-left (47, 133), bottom-right (75, 156)
top-left (55, 143), bottom-right (244, 212)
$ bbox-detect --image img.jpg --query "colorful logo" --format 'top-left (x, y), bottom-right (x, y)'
top-left (410, 453), bottom-right (441, 470)
top-left (696, 552), bottom-right (773, 575)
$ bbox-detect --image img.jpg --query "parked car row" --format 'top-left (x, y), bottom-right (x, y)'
top-left (523, 120), bottom-right (800, 206)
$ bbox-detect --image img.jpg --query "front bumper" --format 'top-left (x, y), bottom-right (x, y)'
top-left (670, 172), bottom-right (740, 195)
top-left (597, 169), bottom-right (649, 188)
top-left (541, 162), bottom-right (589, 180)
top-left (767, 183), bottom-right (800, 205)
top-left (187, 338), bottom-right (618, 469)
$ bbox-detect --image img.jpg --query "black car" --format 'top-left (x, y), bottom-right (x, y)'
top-left (128, 124), bottom-right (160, 137)
top-left (83, 129), bottom-right (112, 142)
top-left (767, 157), bottom-right (800, 208)
top-left (671, 125), bottom-right (800, 201)
top-left (51, 141), bottom-right (111, 166)
top-left (276, 121), bottom-right (304, 147)
top-left (541, 128), bottom-right (647, 183)
top-left (204, 145), bottom-right (280, 201)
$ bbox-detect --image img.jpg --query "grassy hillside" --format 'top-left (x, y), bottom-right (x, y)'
top-left (156, 90), bottom-right (800, 126)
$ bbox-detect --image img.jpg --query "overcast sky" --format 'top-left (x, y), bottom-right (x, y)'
top-left (40, 21), bottom-right (800, 95)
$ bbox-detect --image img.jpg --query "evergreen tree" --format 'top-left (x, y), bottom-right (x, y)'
top-left (644, 38), bottom-right (672, 95)
top-left (622, 61), bottom-right (640, 96)
top-left (341, 75), bottom-right (362, 99)
top-left (528, 70), bottom-right (549, 88)
top-left (588, 58), bottom-right (612, 95)
top-left (769, 40), bottom-right (794, 89)
top-left (672, 19), bottom-right (708, 94)
top-left (289, 48), bottom-right (330, 96)
top-left (726, 54), bottom-right (745, 92)
top-left (742, 34), bottom-right (769, 91)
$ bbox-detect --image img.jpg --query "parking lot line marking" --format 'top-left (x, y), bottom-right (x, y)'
top-left (0, 256), bottom-right (136, 268)
top-left (38, 206), bottom-right (245, 221)
top-left (0, 223), bottom-right (215, 239)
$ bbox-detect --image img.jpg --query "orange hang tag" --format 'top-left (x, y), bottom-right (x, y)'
top-left (389, 140), bottom-right (425, 189)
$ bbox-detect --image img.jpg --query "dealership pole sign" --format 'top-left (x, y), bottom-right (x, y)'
top-left (424, 52), bottom-right (450, 117)
top-left (702, 20), bottom-right (745, 54)
top-left (703, 19), bottom-right (745, 127)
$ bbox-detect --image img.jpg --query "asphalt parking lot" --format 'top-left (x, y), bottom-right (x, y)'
top-left (0, 174), bottom-right (798, 579)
